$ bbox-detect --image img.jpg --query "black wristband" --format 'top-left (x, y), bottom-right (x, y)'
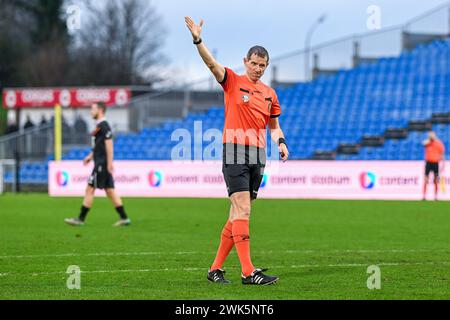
top-left (278, 138), bottom-right (287, 146)
top-left (193, 38), bottom-right (202, 45)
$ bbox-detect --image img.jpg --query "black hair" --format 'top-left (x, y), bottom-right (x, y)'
top-left (247, 46), bottom-right (269, 63)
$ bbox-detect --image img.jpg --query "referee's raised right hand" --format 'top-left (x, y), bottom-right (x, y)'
top-left (185, 16), bottom-right (203, 42)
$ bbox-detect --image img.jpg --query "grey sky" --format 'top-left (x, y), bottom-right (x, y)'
top-left (152, 0), bottom-right (449, 85)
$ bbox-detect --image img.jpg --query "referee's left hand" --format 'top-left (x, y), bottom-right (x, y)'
top-left (279, 144), bottom-right (289, 162)
top-left (108, 164), bottom-right (114, 174)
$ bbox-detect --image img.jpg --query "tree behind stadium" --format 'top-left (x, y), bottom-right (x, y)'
top-left (0, 0), bottom-right (69, 133)
top-left (0, 0), bottom-right (166, 88)
top-left (70, 0), bottom-right (167, 86)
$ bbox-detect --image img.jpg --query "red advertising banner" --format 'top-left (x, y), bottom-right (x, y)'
top-left (2, 88), bottom-right (131, 109)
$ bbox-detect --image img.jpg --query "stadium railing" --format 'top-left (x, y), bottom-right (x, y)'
top-left (0, 159), bottom-right (16, 193)
top-left (0, 124), bottom-right (54, 161)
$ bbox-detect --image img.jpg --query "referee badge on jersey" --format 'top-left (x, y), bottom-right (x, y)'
top-left (242, 95), bottom-right (250, 104)
top-left (240, 88), bottom-right (251, 104)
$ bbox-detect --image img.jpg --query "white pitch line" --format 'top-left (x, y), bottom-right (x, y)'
top-left (0, 251), bottom-right (201, 259)
top-left (1, 249), bottom-right (449, 260)
top-left (1, 261), bottom-right (450, 278)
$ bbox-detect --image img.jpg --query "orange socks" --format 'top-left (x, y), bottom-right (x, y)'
top-left (210, 219), bottom-right (256, 277)
top-left (210, 220), bottom-right (234, 271)
top-left (232, 219), bottom-right (255, 277)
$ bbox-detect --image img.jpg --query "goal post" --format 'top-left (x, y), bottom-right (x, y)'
top-left (54, 104), bottom-right (62, 161)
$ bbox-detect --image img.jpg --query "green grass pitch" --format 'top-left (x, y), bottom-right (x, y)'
top-left (0, 194), bottom-right (449, 300)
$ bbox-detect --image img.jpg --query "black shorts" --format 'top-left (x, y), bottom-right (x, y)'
top-left (425, 162), bottom-right (440, 178)
top-left (222, 144), bottom-right (266, 200)
top-left (88, 164), bottom-right (115, 189)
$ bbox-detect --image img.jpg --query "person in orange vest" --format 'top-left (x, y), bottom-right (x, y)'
top-left (422, 131), bottom-right (446, 200)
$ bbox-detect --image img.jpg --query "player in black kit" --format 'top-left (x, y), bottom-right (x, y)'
top-left (65, 103), bottom-right (131, 227)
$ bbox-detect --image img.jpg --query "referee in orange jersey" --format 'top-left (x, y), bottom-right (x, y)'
top-left (185, 17), bottom-right (289, 285)
top-left (422, 131), bottom-right (446, 201)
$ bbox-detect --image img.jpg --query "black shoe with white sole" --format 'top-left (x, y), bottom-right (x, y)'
top-left (207, 269), bottom-right (231, 284)
top-left (242, 268), bottom-right (279, 286)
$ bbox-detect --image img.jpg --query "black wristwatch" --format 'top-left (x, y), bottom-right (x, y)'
top-left (193, 38), bottom-right (202, 45)
top-left (278, 138), bottom-right (287, 147)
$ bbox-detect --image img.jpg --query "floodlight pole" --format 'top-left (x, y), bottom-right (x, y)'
top-left (305, 14), bottom-right (327, 82)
